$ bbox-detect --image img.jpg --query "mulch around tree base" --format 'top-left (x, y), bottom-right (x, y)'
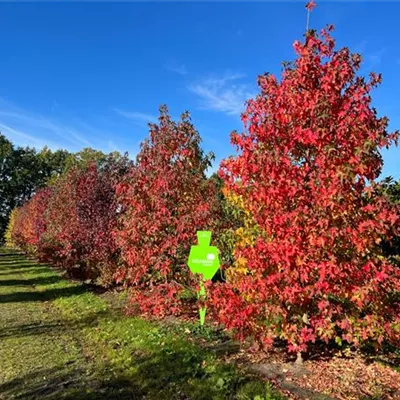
top-left (228, 347), bottom-right (400, 399)
top-left (289, 355), bottom-right (400, 400)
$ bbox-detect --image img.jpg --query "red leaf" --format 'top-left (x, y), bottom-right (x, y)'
top-left (305, 0), bottom-right (316, 11)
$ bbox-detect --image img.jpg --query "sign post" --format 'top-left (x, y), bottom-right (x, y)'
top-left (187, 231), bottom-right (220, 326)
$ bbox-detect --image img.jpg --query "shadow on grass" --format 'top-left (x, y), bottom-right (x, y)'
top-left (0, 310), bottom-right (108, 340)
top-left (0, 321), bottom-right (67, 339)
top-left (0, 258), bottom-right (38, 264)
top-left (0, 267), bottom-right (52, 276)
top-left (0, 260), bottom-right (40, 269)
top-left (0, 250), bottom-right (280, 400)
top-left (0, 276), bottom-right (63, 287)
top-left (0, 255), bottom-right (52, 277)
top-left (0, 285), bottom-right (87, 303)
top-left (0, 367), bottom-right (142, 400)
top-left (0, 252), bottom-right (23, 257)
top-left (0, 345), bottom-right (255, 400)
top-left (0, 337), bottom-right (223, 399)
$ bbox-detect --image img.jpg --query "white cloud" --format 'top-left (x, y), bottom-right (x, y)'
top-left (355, 40), bottom-right (368, 54)
top-left (114, 109), bottom-right (157, 126)
top-left (235, 29), bottom-right (243, 38)
top-left (355, 42), bottom-right (386, 68)
top-left (51, 99), bottom-right (59, 113)
top-left (189, 72), bottom-right (254, 116)
top-left (0, 122), bottom-right (60, 150)
top-left (0, 99), bottom-right (103, 151)
top-left (366, 48), bottom-right (386, 67)
top-left (164, 59), bottom-right (188, 75)
top-left (107, 140), bottom-right (123, 154)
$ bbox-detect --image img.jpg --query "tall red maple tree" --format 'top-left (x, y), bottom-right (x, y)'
top-left (212, 26), bottom-right (400, 352)
top-left (115, 106), bottom-right (218, 316)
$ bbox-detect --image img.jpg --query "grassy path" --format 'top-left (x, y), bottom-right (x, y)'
top-left (0, 248), bottom-right (283, 400)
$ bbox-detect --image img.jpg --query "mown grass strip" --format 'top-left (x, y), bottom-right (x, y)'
top-left (0, 248), bottom-right (284, 400)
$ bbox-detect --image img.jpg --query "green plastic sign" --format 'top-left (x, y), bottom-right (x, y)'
top-left (187, 231), bottom-right (220, 326)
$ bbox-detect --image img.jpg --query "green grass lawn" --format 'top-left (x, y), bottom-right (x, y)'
top-left (0, 248), bottom-right (284, 400)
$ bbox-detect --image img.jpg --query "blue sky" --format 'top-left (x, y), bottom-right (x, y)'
top-left (0, 1), bottom-right (399, 179)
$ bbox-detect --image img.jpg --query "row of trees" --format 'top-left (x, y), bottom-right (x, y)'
top-left (8, 155), bottom-right (130, 284)
top-left (0, 134), bottom-right (123, 240)
top-left (6, 109), bottom-right (225, 312)
top-left (5, 26), bottom-right (400, 353)
top-left (0, 135), bottom-right (70, 239)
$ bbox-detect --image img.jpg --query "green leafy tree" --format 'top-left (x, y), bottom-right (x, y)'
top-left (62, 148), bottom-right (109, 173)
top-left (379, 177), bottom-right (400, 260)
top-left (0, 134), bottom-right (14, 237)
top-left (380, 177), bottom-right (400, 204)
top-left (0, 133), bottom-right (71, 241)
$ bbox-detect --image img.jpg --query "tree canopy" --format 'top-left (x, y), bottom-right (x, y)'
top-left (0, 133), bottom-right (124, 241)
top-left (211, 27), bottom-right (400, 352)
top-left (0, 134), bottom-right (71, 239)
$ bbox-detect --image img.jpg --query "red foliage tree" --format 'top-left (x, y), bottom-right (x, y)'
top-left (211, 27), bottom-right (400, 352)
top-left (10, 188), bottom-right (51, 253)
top-left (115, 106), bottom-right (218, 316)
top-left (10, 203), bottom-right (30, 251)
top-left (40, 167), bottom-right (79, 267)
top-left (41, 160), bottom-right (123, 283)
